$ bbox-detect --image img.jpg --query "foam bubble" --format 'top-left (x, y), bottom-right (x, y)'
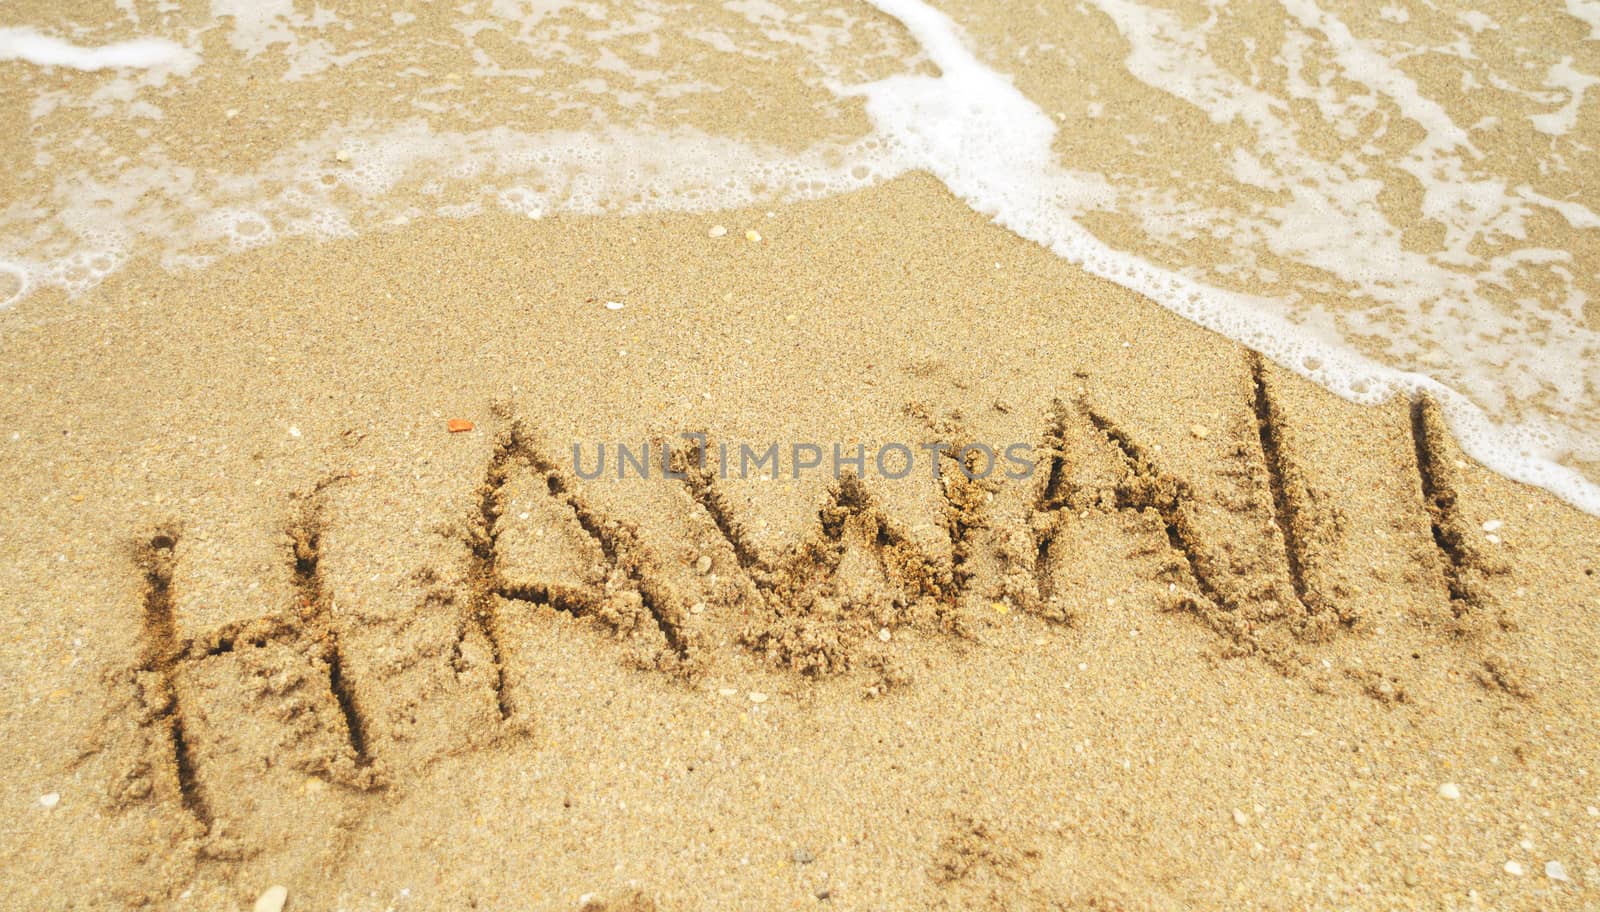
top-left (201, 208), bottom-right (276, 252)
top-left (496, 187), bottom-right (547, 219)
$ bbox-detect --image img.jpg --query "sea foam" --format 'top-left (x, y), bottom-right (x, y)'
top-left (1, 3), bottom-right (1597, 515)
top-left (852, 0), bottom-right (1600, 514)
top-left (0, 27), bottom-right (195, 72)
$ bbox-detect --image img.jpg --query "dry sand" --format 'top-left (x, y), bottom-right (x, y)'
top-left (0, 173), bottom-right (1596, 910)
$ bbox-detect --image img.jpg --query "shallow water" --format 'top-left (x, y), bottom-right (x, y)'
top-left (1, 0), bottom-right (1596, 511)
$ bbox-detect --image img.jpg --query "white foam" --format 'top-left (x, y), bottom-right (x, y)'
top-left (1, 119), bottom-right (906, 308)
top-left (2, 0), bottom-right (1597, 517)
top-left (1568, 0), bottom-right (1600, 39)
top-left (0, 27), bottom-right (194, 72)
top-left (200, 208), bottom-right (277, 252)
top-left (1530, 58), bottom-right (1600, 135)
top-left (853, 0), bottom-right (1600, 514)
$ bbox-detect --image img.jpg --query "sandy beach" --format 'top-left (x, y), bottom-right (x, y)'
top-left (0, 176), bottom-right (1594, 910)
top-left (2, 1), bottom-right (1599, 910)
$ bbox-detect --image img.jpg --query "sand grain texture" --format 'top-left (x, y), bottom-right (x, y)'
top-left (1, 178), bottom-right (1597, 910)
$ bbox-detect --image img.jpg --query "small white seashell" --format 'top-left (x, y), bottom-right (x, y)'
top-left (254, 885), bottom-right (289, 912)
